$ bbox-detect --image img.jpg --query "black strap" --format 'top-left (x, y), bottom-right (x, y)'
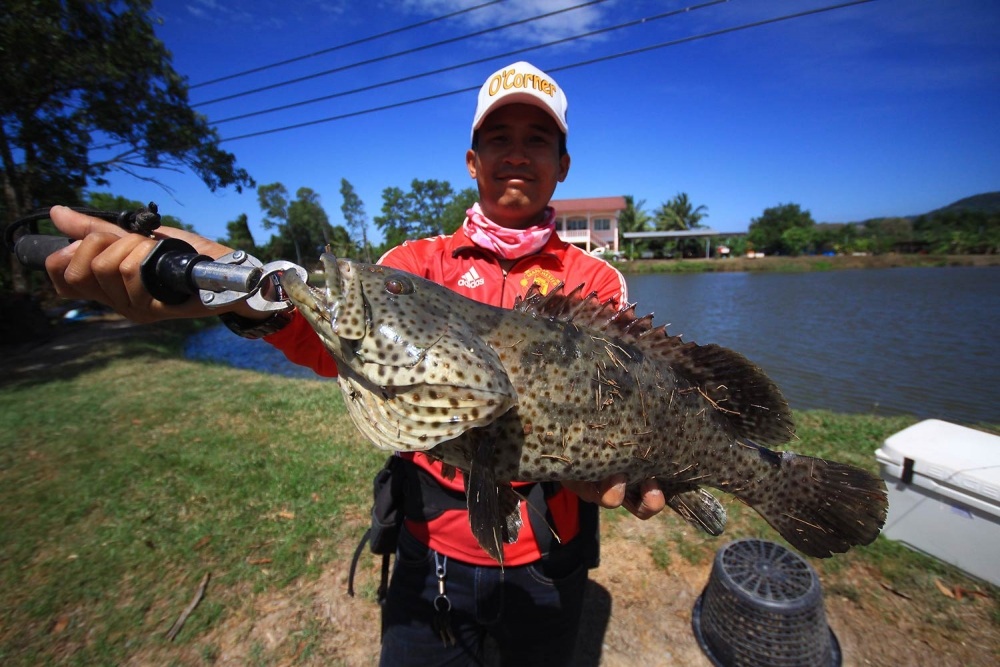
top-left (347, 528), bottom-right (370, 598)
top-left (347, 528), bottom-right (393, 606)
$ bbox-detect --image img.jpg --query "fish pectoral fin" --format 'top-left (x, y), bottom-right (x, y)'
top-left (500, 485), bottom-right (522, 546)
top-left (658, 484), bottom-right (728, 536)
top-left (464, 431), bottom-right (519, 565)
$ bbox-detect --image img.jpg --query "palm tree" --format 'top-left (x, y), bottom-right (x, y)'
top-left (654, 192), bottom-right (708, 231)
top-left (653, 193), bottom-right (709, 258)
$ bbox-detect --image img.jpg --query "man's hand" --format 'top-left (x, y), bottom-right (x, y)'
top-left (45, 205), bottom-right (251, 323)
top-left (563, 475), bottom-right (665, 520)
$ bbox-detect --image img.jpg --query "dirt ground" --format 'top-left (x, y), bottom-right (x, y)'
top-left (133, 513), bottom-right (998, 667)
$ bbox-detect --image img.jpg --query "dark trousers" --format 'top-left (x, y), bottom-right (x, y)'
top-left (379, 526), bottom-right (588, 666)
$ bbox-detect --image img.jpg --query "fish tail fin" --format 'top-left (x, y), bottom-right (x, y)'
top-left (737, 443), bottom-right (888, 558)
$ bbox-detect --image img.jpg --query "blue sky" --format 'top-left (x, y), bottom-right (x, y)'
top-left (97, 0), bottom-right (1000, 244)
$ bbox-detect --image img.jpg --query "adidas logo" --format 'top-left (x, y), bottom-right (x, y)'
top-left (457, 267), bottom-right (485, 288)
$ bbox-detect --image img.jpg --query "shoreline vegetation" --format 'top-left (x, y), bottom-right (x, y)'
top-left (0, 320), bottom-right (998, 665)
top-left (615, 252), bottom-right (1000, 274)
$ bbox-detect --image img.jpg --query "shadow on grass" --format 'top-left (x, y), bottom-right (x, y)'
top-left (0, 318), bottom-right (197, 390)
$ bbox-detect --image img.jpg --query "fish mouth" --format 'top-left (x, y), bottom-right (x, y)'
top-left (279, 251), bottom-right (369, 344)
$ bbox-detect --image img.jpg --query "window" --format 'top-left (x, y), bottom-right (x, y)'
top-left (567, 218), bottom-right (588, 231)
top-left (593, 218), bottom-right (611, 230)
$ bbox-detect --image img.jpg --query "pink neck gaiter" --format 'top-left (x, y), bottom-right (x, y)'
top-left (462, 202), bottom-right (556, 259)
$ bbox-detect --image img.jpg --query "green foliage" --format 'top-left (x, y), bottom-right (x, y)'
top-left (86, 192), bottom-right (193, 231)
top-left (257, 184), bottom-right (341, 266)
top-left (0, 0), bottom-right (252, 218)
top-left (748, 203), bottom-right (816, 255)
top-left (913, 210), bottom-right (1000, 254)
top-left (441, 187), bottom-right (479, 235)
top-left (339, 178), bottom-right (373, 262)
top-left (618, 195), bottom-right (652, 235)
top-left (653, 192), bottom-right (708, 231)
top-left (374, 179), bottom-right (469, 249)
top-left (617, 195), bottom-right (652, 257)
top-left (648, 193), bottom-right (709, 258)
top-left (219, 213), bottom-right (258, 252)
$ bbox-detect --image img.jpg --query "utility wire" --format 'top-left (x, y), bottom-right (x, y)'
top-left (211, 0), bottom-right (731, 126)
top-left (189, 0), bottom-right (507, 89)
top-left (219, 0), bottom-right (876, 143)
top-left (192, 0), bottom-right (613, 108)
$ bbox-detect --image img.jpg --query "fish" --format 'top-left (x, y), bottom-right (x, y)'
top-left (279, 253), bottom-right (888, 563)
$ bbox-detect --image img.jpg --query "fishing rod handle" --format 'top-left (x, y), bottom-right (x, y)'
top-left (12, 235), bottom-right (73, 269)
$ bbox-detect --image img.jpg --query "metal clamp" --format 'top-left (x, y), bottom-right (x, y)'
top-left (197, 252), bottom-right (307, 314)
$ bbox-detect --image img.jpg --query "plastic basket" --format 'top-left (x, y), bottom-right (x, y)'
top-left (691, 539), bottom-right (841, 667)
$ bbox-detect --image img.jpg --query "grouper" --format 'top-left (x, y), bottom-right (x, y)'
top-left (279, 254), bottom-right (888, 563)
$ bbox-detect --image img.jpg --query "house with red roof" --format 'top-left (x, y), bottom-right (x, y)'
top-left (550, 195), bottom-right (626, 254)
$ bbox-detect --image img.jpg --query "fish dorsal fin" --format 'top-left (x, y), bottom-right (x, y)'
top-left (516, 282), bottom-right (631, 333)
top-left (516, 284), bottom-right (793, 446)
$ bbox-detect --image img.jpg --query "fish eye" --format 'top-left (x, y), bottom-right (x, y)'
top-left (384, 277), bottom-right (413, 295)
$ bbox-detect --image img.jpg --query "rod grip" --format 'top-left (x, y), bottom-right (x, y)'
top-left (13, 235), bottom-right (72, 269)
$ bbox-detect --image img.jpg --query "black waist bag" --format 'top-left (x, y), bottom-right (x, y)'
top-left (348, 455), bottom-right (406, 602)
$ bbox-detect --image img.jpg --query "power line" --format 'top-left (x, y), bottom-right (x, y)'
top-left (189, 0), bottom-right (507, 89)
top-left (219, 0), bottom-right (876, 144)
top-left (192, 0), bottom-right (613, 108)
top-left (210, 0), bottom-right (731, 126)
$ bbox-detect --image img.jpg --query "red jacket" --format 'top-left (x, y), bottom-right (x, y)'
top-left (266, 225), bottom-right (627, 565)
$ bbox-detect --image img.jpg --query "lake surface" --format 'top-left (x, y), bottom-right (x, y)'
top-left (625, 266), bottom-right (999, 425)
top-left (185, 266), bottom-right (999, 425)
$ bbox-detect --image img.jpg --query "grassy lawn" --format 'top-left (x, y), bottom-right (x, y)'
top-left (0, 324), bottom-right (384, 665)
top-left (1, 321), bottom-right (997, 665)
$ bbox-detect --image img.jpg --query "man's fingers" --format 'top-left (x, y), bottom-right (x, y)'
top-left (92, 235), bottom-right (158, 316)
top-left (52, 232), bottom-right (123, 298)
top-left (622, 478), bottom-right (666, 521)
top-left (50, 205), bottom-right (129, 240)
top-left (563, 475), bottom-right (627, 509)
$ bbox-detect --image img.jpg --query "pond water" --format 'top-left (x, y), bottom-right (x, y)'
top-left (184, 325), bottom-right (331, 381)
top-left (626, 266), bottom-right (999, 425)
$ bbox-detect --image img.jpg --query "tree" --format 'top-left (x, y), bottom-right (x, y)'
top-left (1, 0), bottom-right (253, 293)
top-left (374, 186), bottom-right (413, 250)
top-left (288, 187), bottom-right (336, 266)
top-left (780, 225), bottom-right (816, 256)
top-left (374, 179), bottom-right (460, 249)
top-left (258, 184), bottom-right (336, 266)
top-left (258, 183), bottom-right (292, 261)
top-left (653, 193), bottom-right (708, 231)
top-left (748, 203), bottom-right (815, 255)
top-left (408, 179), bottom-right (455, 238)
top-left (441, 187), bottom-right (478, 235)
top-left (340, 178), bottom-right (372, 262)
top-left (618, 195), bottom-right (652, 258)
top-left (618, 195), bottom-right (652, 234)
top-left (219, 213), bottom-right (257, 253)
top-left (652, 193), bottom-right (708, 257)
top-left (86, 192), bottom-right (193, 232)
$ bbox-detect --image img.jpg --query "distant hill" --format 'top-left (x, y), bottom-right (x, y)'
top-left (928, 191), bottom-right (1000, 216)
top-left (842, 191), bottom-right (1000, 225)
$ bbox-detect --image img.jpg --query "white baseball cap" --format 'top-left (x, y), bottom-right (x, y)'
top-left (471, 61), bottom-right (568, 142)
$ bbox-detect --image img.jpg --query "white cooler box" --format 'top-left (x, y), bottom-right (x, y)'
top-left (875, 419), bottom-right (1000, 586)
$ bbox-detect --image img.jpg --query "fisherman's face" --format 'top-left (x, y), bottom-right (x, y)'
top-left (466, 103), bottom-right (570, 229)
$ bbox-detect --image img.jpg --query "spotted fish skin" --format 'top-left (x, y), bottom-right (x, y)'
top-left (280, 254), bottom-right (888, 561)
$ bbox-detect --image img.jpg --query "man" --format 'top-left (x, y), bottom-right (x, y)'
top-left (44, 61), bottom-right (665, 665)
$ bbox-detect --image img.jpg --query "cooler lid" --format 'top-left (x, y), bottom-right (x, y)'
top-left (877, 419), bottom-right (1000, 504)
